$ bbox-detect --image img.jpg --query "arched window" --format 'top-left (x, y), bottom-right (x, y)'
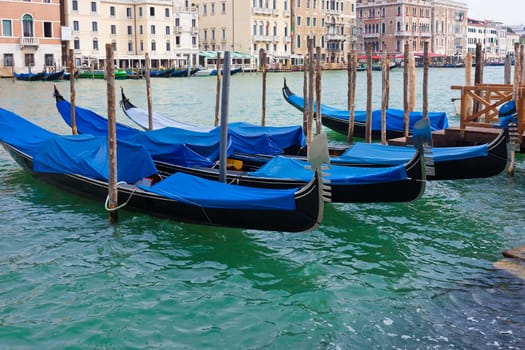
top-left (22, 14), bottom-right (34, 37)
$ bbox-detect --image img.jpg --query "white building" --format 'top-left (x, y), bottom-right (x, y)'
top-left (66, 0), bottom-right (199, 70)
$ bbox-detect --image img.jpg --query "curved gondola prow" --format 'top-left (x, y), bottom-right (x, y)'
top-left (53, 83), bottom-right (65, 102)
top-left (305, 132), bottom-right (331, 225)
top-left (120, 87), bottom-right (137, 112)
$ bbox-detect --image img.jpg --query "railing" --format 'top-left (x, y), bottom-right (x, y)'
top-left (450, 83), bottom-right (525, 145)
top-left (20, 37), bottom-right (39, 47)
top-left (326, 34), bottom-right (346, 41)
top-left (253, 35), bottom-right (273, 42)
top-left (253, 7), bottom-right (272, 15)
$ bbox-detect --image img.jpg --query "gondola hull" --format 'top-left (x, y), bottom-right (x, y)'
top-left (282, 81), bottom-right (448, 140)
top-left (153, 153), bottom-right (425, 203)
top-left (1, 142), bottom-right (323, 232)
top-left (334, 128), bottom-right (508, 180)
top-left (55, 86), bottom-right (426, 203)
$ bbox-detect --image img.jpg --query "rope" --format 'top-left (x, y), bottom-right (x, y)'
top-left (104, 181), bottom-right (137, 212)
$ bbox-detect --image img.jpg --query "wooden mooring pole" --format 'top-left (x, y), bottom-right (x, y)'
top-left (219, 51), bottom-right (231, 183)
top-left (307, 39), bottom-right (315, 143)
top-left (106, 44), bottom-right (118, 224)
top-left (261, 49), bottom-right (267, 126)
top-left (214, 52), bottom-right (222, 127)
top-left (403, 43), bottom-right (409, 137)
top-left (69, 49), bottom-right (77, 135)
top-left (145, 52), bottom-right (153, 130)
top-left (303, 52), bottom-right (308, 135)
top-left (315, 46), bottom-right (322, 135)
top-left (381, 46), bottom-right (389, 145)
top-left (365, 45), bottom-right (373, 143)
top-left (347, 51), bottom-right (357, 143)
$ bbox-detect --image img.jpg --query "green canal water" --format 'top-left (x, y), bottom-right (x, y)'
top-left (0, 67), bottom-right (524, 349)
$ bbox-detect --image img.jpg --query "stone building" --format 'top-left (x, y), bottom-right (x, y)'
top-left (0, 0), bottom-right (62, 75)
top-left (193, 0), bottom-right (356, 69)
top-left (355, 0), bottom-right (467, 58)
top-left (63, 0), bottom-right (199, 70)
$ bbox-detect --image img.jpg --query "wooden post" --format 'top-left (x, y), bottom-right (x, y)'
top-left (261, 49), bottom-right (267, 126)
top-left (513, 43), bottom-right (520, 102)
top-left (303, 51), bottom-right (308, 135)
top-left (315, 46), bottom-right (322, 135)
top-left (504, 53), bottom-right (512, 85)
top-left (347, 51), bottom-right (357, 143)
top-left (69, 49), bottom-right (77, 135)
top-left (474, 43), bottom-right (483, 116)
top-left (475, 43), bottom-right (483, 85)
top-left (423, 42), bottom-right (429, 123)
top-left (214, 52), bottom-right (222, 127)
top-left (145, 52), bottom-right (153, 130)
top-left (520, 45), bottom-right (525, 86)
top-left (366, 45), bottom-right (373, 143)
top-left (381, 47), bottom-right (389, 144)
top-left (306, 38), bottom-right (314, 144)
top-left (403, 43), bottom-right (409, 137)
top-left (409, 44), bottom-right (416, 112)
top-left (219, 51), bottom-right (231, 183)
top-left (307, 39), bottom-right (314, 143)
top-left (465, 52), bottom-right (473, 116)
top-left (106, 44), bottom-right (118, 224)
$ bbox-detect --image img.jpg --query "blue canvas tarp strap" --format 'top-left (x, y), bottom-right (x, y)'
top-left (140, 172), bottom-right (298, 210)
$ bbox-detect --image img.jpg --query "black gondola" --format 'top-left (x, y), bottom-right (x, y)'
top-left (0, 108), bottom-right (325, 232)
top-left (54, 86), bottom-right (427, 203)
top-left (282, 79), bottom-right (449, 140)
top-left (119, 86), bottom-right (507, 181)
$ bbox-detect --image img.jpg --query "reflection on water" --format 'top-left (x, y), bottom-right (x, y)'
top-left (0, 67), bottom-right (524, 348)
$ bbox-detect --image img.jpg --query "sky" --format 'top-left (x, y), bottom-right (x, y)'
top-left (464, 0), bottom-right (524, 25)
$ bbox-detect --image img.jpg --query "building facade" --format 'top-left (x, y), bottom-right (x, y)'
top-left (355, 0), bottom-right (467, 58)
top-left (65, 0), bottom-right (199, 70)
top-left (467, 19), bottom-right (520, 62)
top-left (431, 0), bottom-right (467, 57)
top-left (194, 0), bottom-right (355, 69)
top-left (0, 0), bottom-right (62, 74)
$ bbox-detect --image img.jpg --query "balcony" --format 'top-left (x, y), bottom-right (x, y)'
top-left (253, 7), bottom-right (272, 15)
top-left (174, 26), bottom-right (182, 34)
top-left (362, 32), bottom-right (380, 39)
top-left (253, 35), bottom-right (273, 42)
top-left (283, 10), bottom-right (290, 17)
top-left (326, 34), bottom-right (346, 41)
top-left (20, 36), bottom-right (39, 48)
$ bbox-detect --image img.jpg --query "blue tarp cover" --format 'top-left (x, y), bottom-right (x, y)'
top-left (218, 122), bottom-right (306, 155)
top-left (335, 142), bottom-right (488, 165)
top-left (57, 99), bottom-right (305, 157)
top-left (0, 108), bottom-right (56, 156)
top-left (57, 100), bottom-right (231, 166)
top-left (124, 127), bottom-right (229, 167)
top-left (0, 108), bottom-right (157, 183)
top-left (140, 172), bottom-right (298, 210)
top-left (34, 135), bottom-right (158, 183)
top-left (249, 156), bottom-right (408, 184)
top-left (286, 93), bottom-right (449, 131)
